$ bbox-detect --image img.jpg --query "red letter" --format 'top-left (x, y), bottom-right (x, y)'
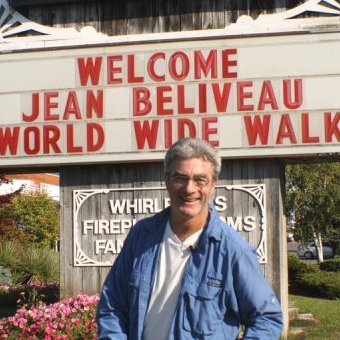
top-left (202, 117), bottom-right (219, 147)
top-left (178, 118), bottom-right (196, 139)
top-left (164, 119), bottom-right (173, 149)
top-left (325, 112), bottom-right (340, 142)
top-left (169, 52), bottom-right (190, 81)
top-left (237, 82), bottom-right (254, 111)
top-left (276, 114), bottom-right (297, 144)
top-left (133, 88), bottom-right (152, 116)
top-left (212, 83), bottom-right (231, 113)
top-left (63, 91), bottom-right (81, 120)
top-left (43, 125), bottom-right (61, 154)
top-left (301, 113), bottom-right (319, 143)
top-left (44, 92), bottom-right (59, 121)
top-left (283, 79), bottom-right (303, 109)
top-left (128, 55), bottom-right (144, 83)
top-left (107, 55), bottom-right (123, 84)
top-left (86, 90), bottom-right (103, 119)
top-left (134, 120), bottom-right (159, 149)
top-left (222, 49), bottom-right (237, 78)
top-left (258, 81), bottom-right (278, 111)
top-left (87, 123), bottom-right (104, 152)
top-left (199, 84), bottom-right (207, 113)
top-left (24, 126), bottom-right (40, 155)
top-left (22, 93), bottom-right (39, 122)
top-left (178, 85), bottom-right (194, 114)
top-left (0, 127), bottom-right (20, 155)
top-left (244, 115), bottom-right (271, 145)
top-left (67, 124), bottom-right (83, 153)
top-left (157, 86), bottom-right (173, 116)
top-left (147, 53), bottom-right (165, 82)
top-left (194, 50), bottom-right (217, 79)
top-left (77, 57), bottom-right (102, 86)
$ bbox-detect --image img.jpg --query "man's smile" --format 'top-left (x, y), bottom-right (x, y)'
top-left (180, 196), bottom-right (200, 203)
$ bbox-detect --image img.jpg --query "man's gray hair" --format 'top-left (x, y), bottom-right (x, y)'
top-left (164, 138), bottom-right (221, 179)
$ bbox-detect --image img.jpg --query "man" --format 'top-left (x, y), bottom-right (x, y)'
top-left (97, 138), bottom-right (283, 339)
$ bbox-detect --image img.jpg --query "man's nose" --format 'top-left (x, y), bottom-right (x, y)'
top-left (183, 178), bottom-right (196, 192)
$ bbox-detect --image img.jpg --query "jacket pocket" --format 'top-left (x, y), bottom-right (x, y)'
top-left (183, 282), bottom-right (222, 336)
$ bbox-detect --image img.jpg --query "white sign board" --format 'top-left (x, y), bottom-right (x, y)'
top-left (73, 184), bottom-right (267, 266)
top-left (1, 32), bottom-right (340, 167)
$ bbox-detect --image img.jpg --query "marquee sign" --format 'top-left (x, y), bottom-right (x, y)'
top-left (73, 184), bottom-right (267, 266)
top-left (1, 0), bottom-right (340, 168)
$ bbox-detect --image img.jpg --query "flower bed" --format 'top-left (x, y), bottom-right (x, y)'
top-left (0, 294), bottom-right (99, 339)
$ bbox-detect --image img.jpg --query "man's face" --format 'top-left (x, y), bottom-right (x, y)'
top-left (165, 157), bottom-right (216, 223)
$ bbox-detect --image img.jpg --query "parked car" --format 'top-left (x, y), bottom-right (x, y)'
top-left (297, 242), bottom-right (334, 259)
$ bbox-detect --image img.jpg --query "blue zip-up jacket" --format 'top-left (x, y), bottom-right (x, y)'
top-left (97, 205), bottom-right (283, 339)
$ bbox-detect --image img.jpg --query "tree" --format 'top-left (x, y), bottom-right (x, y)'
top-left (0, 174), bottom-right (25, 241)
top-left (0, 190), bottom-right (60, 248)
top-left (285, 162), bottom-right (340, 263)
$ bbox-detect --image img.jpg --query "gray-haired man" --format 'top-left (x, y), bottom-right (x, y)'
top-left (97, 137), bottom-right (283, 339)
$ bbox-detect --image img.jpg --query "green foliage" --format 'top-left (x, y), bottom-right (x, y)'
top-left (285, 163), bottom-right (340, 257)
top-left (0, 175), bottom-right (24, 242)
top-left (15, 246), bottom-right (59, 284)
top-left (320, 258), bottom-right (340, 272)
top-left (0, 266), bottom-right (13, 286)
top-left (0, 239), bottom-right (59, 285)
top-left (17, 287), bottom-right (40, 309)
top-left (288, 256), bottom-right (340, 299)
top-left (288, 255), bottom-right (317, 286)
top-left (0, 190), bottom-right (59, 247)
top-left (298, 271), bottom-right (340, 300)
top-left (0, 239), bottom-right (20, 269)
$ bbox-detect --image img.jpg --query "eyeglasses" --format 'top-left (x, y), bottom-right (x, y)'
top-left (170, 173), bottom-right (212, 188)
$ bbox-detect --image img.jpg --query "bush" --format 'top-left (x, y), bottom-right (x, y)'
top-left (320, 258), bottom-right (340, 272)
top-left (0, 240), bottom-right (59, 285)
top-left (0, 283), bottom-right (59, 307)
top-left (299, 271), bottom-right (340, 300)
top-left (0, 191), bottom-right (59, 248)
top-left (0, 239), bottom-right (21, 269)
top-left (288, 255), bottom-right (317, 286)
top-left (15, 246), bottom-right (59, 284)
top-left (0, 266), bottom-right (13, 286)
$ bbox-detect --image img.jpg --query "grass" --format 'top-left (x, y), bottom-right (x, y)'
top-left (289, 294), bottom-right (340, 339)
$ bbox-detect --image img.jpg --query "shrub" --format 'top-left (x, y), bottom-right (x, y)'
top-left (0, 283), bottom-right (59, 307)
top-left (0, 240), bottom-right (59, 285)
top-left (0, 191), bottom-right (59, 248)
top-left (288, 255), bottom-right (317, 286)
top-left (15, 246), bottom-right (59, 284)
top-left (0, 294), bottom-right (98, 339)
top-left (0, 266), bottom-right (13, 286)
top-left (298, 271), bottom-right (340, 300)
top-left (0, 239), bottom-right (21, 269)
top-left (319, 258), bottom-right (340, 272)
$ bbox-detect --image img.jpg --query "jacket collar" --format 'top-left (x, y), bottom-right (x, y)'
top-left (145, 204), bottom-right (222, 242)
top-left (204, 204), bottom-right (222, 242)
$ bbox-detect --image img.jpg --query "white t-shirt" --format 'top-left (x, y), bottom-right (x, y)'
top-left (142, 221), bottom-right (203, 340)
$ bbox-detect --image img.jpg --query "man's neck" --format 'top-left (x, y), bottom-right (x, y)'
top-left (170, 209), bottom-right (209, 242)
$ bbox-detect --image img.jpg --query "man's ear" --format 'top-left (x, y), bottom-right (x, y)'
top-left (211, 179), bottom-right (217, 192)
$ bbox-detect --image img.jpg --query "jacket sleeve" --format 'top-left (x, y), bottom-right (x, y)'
top-left (232, 248), bottom-right (284, 339)
top-left (96, 229), bottom-right (136, 339)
